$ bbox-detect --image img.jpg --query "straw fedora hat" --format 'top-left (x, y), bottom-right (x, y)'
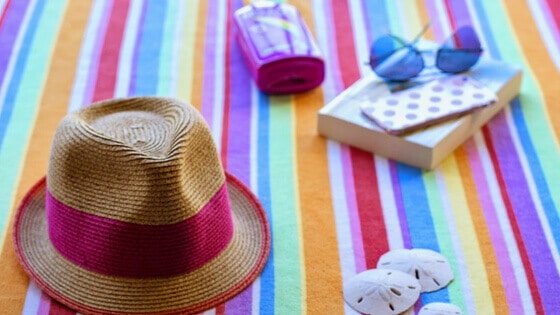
top-left (13, 97), bottom-right (270, 314)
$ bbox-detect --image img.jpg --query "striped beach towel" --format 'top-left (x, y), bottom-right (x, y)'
top-left (0, 0), bottom-right (559, 314)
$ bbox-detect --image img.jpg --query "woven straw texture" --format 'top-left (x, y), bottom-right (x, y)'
top-left (13, 97), bottom-right (270, 314)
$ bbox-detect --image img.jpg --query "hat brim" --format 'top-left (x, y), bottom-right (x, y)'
top-left (13, 172), bottom-right (270, 315)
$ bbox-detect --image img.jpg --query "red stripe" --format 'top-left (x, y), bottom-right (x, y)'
top-left (91, 0), bottom-right (129, 102)
top-left (350, 148), bottom-right (389, 268)
top-left (0, 0), bottom-right (13, 28)
top-left (545, 0), bottom-right (560, 35)
top-left (443, 0), bottom-right (458, 32)
top-left (331, 0), bottom-right (389, 268)
top-left (482, 126), bottom-right (545, 314)
top-left (47, 300), bottom-right (76, 315)
top-left (331, 0), bottom-right (361, 88)
top-left (215, 304), bottom-right (226, 315)
top-left (220, 0), bottom-right (232, 168)
top-left (47, 184), bottom-right (234, 278)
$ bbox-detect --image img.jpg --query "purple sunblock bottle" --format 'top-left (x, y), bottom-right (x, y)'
top-left (233, 1), bottom-right (325, 94)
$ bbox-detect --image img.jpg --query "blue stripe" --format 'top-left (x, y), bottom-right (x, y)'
top-left (396, 163), bottom-right (450, 304)
top-left (363, 0), bottom-right (390, 41)
top-left (0, 0), bottom-right (45, 152)
top-left (257, 91), bottom-right (274, 314)
top-left (0, 0), bottom-right (31, 91)
top-left (131, 0), bottom-right (166, 95)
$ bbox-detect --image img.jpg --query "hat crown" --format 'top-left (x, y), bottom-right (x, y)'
top-left (44, 98), bottom-right (234, 278)
top-left (47, 97), bottom-right (225, 225)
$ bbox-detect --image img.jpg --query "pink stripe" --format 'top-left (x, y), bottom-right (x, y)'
top-left (46, 184), bottom-right (234, 278)
top-left (37, 291), bottom-right (52, 315)
top-left (464, 138), bottom-right (523, 311)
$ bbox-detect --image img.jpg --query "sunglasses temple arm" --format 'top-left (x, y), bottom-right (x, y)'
top-left (411, 22), bottom-right (431, 44)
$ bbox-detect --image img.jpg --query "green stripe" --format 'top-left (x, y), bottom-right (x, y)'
top-left (0, 1), bottom-right (68, 240)
top-left (423, 172), bottom-right (466, 310)
top-left (481, 1), bottom-right (560, 205)
top-left (157, 0), bottom-right (177, 95)
top-left (268, 95), bottom-right (302, 315)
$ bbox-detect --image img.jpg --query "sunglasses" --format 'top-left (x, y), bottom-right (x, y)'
top-left (369, 25), bottom-right (483, 81)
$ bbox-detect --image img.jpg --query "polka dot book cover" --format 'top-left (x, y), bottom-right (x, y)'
top-left (317, 55), bottom-right (522, 170)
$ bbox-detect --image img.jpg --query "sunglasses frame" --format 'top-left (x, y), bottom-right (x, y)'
top-left (369, 25), bottom-right (483, 81)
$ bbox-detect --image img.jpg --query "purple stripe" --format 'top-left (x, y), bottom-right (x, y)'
top-left (224, 1), bottom-right (253, 312)
top-left (390, 161), bottom-right (412, 249)
top-left (227, 0), bottom-right (251, 184)
top-left (464, 138), bottom-right (523, 312)
top-left (200, 0), bottom-right (219, 126)
top-left (46, 184), bottom-right (234, 278)
top-left (488, 113), bottom-right (560, 314)
top-left (0, 0), bottom-right (31, 90)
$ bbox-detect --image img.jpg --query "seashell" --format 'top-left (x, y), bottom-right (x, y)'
top-left (418, 302), bottom-right (463, 315)
top-left (343, 269), bottom-right (421, 315)
top-left (377, 248), bottom-right (454, 292)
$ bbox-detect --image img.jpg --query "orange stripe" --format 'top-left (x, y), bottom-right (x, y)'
top-left (0, 0), bottom-right (93, 312)
top-left (455, 146), bottom-right (507, 313)
top-left (504, 1), bottom-right (560, 139)
top-left (295, 1), bottom-right (343, 313)
top-left (414, 0), bottom-right (434, 40)
top-left (190, 0), bottom-right (208, 112)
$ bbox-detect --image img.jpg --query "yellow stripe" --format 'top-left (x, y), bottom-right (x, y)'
top-left (440, 153), bottom-right (495, 314)
top-left (0, 0), bottom-right (93, 312)
top-left (177, 0), bottom-right (200, 105)
top-left (189, 0), bottom-right (207, 112)
top-left (455, 146), bottom-right (508, 313)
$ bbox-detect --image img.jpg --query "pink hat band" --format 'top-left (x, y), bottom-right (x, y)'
top-left (46, 184), bottom-right (234, 278)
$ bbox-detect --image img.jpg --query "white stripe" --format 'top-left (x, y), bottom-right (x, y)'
top-left (0, 0), bottom-right (39, 114)
top-left (113, 0), bottom-right (143, 98)
top-left (0, 0), bottom-right (7, 14)
top-left (328, 142), bottom-right (359, 315)
top-left (434, 169), bottom-right (477, 315)
top-left (312, 0), bottom-right (341, 101)
top-left (249, 82), bottom-right (259, 194)
top-left (21, 281), bottom-right (42, 315)
top-left (375, 157), bottom-right (404, 249)
top-left (432, 0), bottom-right (452, 40)
top-left (473, 130), bottom-right (536, 314)
top-left (527, 0), bottom-right (560, 70)
top-left (210, 0), bottom-right (226, 150)
top-left (67, 0), bottom-right (107, 112)
top-left (251, 277), bottom-right (261, 314)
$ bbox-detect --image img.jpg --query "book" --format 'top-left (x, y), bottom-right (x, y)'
top-left (317, 57), bottom-right (523, 170)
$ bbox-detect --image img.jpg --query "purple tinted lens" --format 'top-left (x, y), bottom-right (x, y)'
top-left (370, 36), bottom-right (423, 80)
top-left (437, 25), bottom-right (482, 73)
top-left (437, 49), bottom-right (481, 73)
